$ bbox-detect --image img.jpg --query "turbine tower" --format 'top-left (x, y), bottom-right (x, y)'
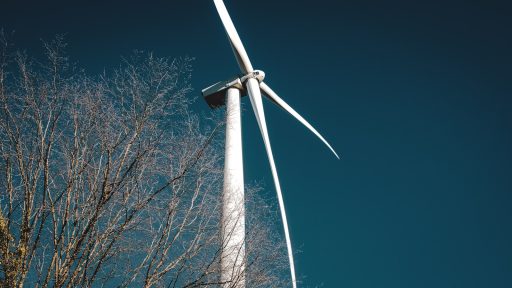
top-left (202, 1), bottom-right (339, 287)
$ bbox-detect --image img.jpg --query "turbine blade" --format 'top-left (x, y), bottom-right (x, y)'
top-left (260, 82), bottom-right (340, 159)
top-left (245, 78), bottom-right (297, 288)
top-left (213, 0), bottom-right (253, 74)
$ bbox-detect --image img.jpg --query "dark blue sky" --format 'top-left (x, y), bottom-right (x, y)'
top-left (2, 0), bottom-right (511, 287)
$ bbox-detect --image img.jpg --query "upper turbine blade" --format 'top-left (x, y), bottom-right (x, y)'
top-left (260, 82), bottom-right (340, 159)
top-left (213, 0), bottom-right (253, 74)
top-left (245, 78), bottom-right (297, 288)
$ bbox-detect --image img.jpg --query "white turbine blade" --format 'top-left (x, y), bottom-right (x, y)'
top-left (260, 82), bottom-right (340, 159)
top-left (213, 0), bottom-right (253, 74)
top-left (245, 78), bottom-right (297, 288)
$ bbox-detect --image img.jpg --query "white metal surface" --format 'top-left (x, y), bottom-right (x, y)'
top-left (213, 0), bottom-right (253, 73)
top-left (260, 82), bottom-right (340, 159)
top-left (240, 70), bottom-right (265, 83)
top-left (245, 78), bottom-right (297, 288)
top-left (202, 77), bottom-right (243, 97)
top-left (221, 88), bottom-right (245, 287)
top-left (202, 77), bottom-right (244, 108)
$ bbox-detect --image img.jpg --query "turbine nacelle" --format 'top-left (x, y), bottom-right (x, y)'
top-left (202, 76), bottom-right (244, 108)
top-left (202, 70), bottom-right (265, 108)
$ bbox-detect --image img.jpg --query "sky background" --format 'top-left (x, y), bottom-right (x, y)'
top-left (1, 0), bottom-right (511, 287)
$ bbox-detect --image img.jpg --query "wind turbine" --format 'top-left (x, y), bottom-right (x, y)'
top-left (202, 1), bottom-right (339, 287)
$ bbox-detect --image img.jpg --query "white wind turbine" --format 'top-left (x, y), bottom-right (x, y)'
top-left (202, 1), bottom-right (339, 287)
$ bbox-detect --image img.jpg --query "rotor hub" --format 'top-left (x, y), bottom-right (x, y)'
top-left (241, 70), bottom-right (265, 83)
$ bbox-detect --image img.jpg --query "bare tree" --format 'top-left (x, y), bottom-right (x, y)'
top-left (0, 33), bottom-right (288, 288)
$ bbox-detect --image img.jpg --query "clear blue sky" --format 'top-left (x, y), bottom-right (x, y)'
top-left (2, 0), bottom-right (511, 287)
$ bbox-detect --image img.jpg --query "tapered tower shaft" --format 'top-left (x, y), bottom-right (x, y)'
top-left (221, 87), bottom-right (245, 287)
